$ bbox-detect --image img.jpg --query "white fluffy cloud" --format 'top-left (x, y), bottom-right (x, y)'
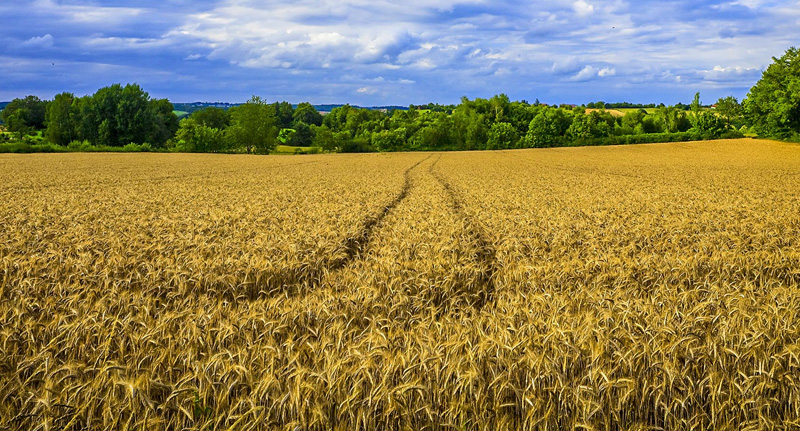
top-left (572, 0), bottom-right (595, 16)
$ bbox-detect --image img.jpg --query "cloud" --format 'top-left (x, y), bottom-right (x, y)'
top-left (598, 67), bottom-right (616, 77)
top-left (551, 58), bottom-right (584, 76)
top-left (702, 65), bottom-right (762, 83)
top-left (572, 0), bottom-right (595, 17)
top-left (568, 65), bottom-right (615, 81)
top-left (21, 34), bottom-right (54, 49)
top-left (1, 0), bottom-right (799, 104)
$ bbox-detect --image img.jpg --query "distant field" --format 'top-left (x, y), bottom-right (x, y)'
top-left (616, 107), bottom-right (656, 114)
top-left (2, 139), bottom-right (800, 430)
top-left (274, 144), bottom-right (315, 153)
top-left (585, 108), bottom-right (626, 117)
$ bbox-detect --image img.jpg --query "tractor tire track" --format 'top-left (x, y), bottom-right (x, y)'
top-left (429, 154), bottom-right (497, 309)
top-left (331, 154), bottom-right (433, 269)
top-left (230, 154), bottom-right (431, 300)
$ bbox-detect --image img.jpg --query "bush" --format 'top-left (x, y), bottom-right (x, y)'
top-left (0, 142), bottom-right (67, 153)
top-left (718, 130), bottom-right (745, 139)
top-left (68, 140), bottom-right (94, 151)
top-left (122, 142), bottom-right (153, 152)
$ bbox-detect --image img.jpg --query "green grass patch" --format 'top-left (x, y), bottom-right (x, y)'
top-left (616, 108), bottom-right (656, 114)
top-left (273, 145), bottom-right (318, 154)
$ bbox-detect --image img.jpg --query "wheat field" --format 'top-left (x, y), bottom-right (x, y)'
top-left (2, 139), bottom-right (800, 430)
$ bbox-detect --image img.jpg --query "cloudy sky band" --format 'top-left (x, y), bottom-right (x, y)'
top-left (1, 0), bottom-right (798, 105)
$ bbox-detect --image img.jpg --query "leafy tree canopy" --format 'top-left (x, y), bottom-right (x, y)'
top-left (2, 95), bottom-right (47, 135)
top-left (744, 46), bottom-right (800, 138)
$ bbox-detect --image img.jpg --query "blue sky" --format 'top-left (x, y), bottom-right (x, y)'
top-left (2, 0), bottom-right (798, 105)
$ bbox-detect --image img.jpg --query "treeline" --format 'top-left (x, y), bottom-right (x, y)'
top-left (309, 94), bottom-right (746, 152)
top-left (0, 90), bottom-right (745, 153)
top-left (2, 46), bottom-right (798, 153)
top-left (1, 84), bottom-right (177, 151)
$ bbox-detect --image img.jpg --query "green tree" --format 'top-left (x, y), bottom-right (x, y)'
top-left (311, 125), bottom-right (344, 152)
top-left (689, 92), bottom-right (703, 128)
top-left (273, 101), bottom-right (294, 129)
top-left (72, 96), bottom-right (97, 144)
top-left (621, 109), bottom-right (647, 133)
top-left (567, 112), bottom-right (611, 140)
top-left (487, 122), bottom-right (518, 149)
top-left (45, 92), bottom-right (77, 146)
top-left (289, 122), bottom-right (314, 147)
top-left (715, 96), bottom-right (743, 129)
top-left (293, 102), bottom-right (323, 127)
top-left (690, 92), bottom-right (702, 113)
top-left (323, 105), bottom-right (352, 130)
top-left (226, 96), bottom-right (279, 153)
top-left (149, 98), bottom-right (179, 147)
top-left (452, 104), bottom-right (487, 150)
top-left (744, 47), bottom-right (800, 138)
top-left (190, 107), bottom-right (230, 130)
top-left (117, 84), bottom-right (155, 146)
top-left (488, 94), bottom-right (511, 123)
top-left (87, 83), bottom-right (158, 147)
top-left (175, 118), bottom-right (226, 152)
top-left (654, 106), bottom-right (691, 133)
top-left (524, 107), bottom-right (570, 147)
top-left (372, 128), bottom-right (407, 151)
top-left (693, 111), bottom-right (726, 138)
top-left (506, 102), bottom-right (537, 136)
top-left (411, 116), bottom-right (452, 149)
top-left (2, 95), bottom-right (47, 136)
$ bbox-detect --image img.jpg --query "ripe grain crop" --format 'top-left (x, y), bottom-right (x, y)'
top-left (2, 139), bottom-right (800, 431)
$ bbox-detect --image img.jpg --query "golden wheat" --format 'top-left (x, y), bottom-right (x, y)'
top-left (1, 139), bottom-right (799, 431)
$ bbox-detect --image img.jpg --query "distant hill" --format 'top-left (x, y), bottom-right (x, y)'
top-left (312, 104), bottom-right (408, 113)
top-left (171, 102), bottom-right (408, 117)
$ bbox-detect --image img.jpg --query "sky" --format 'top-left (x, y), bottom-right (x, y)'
top-left (1, 0), bottom-right (799, 105)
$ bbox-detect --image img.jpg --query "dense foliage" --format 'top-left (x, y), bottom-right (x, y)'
top-left (0, 89), bottom-right (747, 153)
top-left (2, 84), bottom-right (177, 148)
top-left (1, 96), bottom-right (46, 136)
top-left (745, 46), bottom-right (800, 139)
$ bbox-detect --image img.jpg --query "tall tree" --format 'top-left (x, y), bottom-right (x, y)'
top-left (116, 83), bottom-right (155, 146)
top-left (715, 96), bottom-right (742, 129)
top-left (452, 104), bottom-right (487, 150)
top-left (149, 98), bottom-right (179, 147)
top-left (293, 102), bottom-right (323, 127)
top-left (45, 92), bottom-right (77, 145)
top-left (744, 47), bottom-right (800, 138)
top-left (226, 96), bottom-right (279, 153)
top-left (654, 106), bottom-right (691, 133)
top-left (289, 122), bottom-right (314, 147)
top-left (524, 107), bottom-right (570, 147)
top-left (191, 107), bottom-right (231, 130)
top-left (273, 101), bottom-right (294, 129)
